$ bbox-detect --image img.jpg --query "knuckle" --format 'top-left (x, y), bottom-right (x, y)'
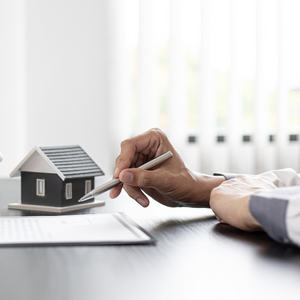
top-left (115, 154), bottom-right (131, 171)
top-left (149, 127), bottom-right (162, 134)
top-left (120, 139), bottom-right (131, 148)
top-left (149, 128), bottom-right (166, 139)
top-left (115, 154), bottom-right (126, 165)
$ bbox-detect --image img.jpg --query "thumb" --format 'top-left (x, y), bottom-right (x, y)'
top-left (119, 168), bottom-right (162, 189)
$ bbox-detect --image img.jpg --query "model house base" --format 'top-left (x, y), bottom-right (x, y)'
top-left (8, 200), bottom-right (105, 213)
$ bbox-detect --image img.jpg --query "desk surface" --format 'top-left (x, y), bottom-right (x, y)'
top-left (1, 178), bottom-right (300, 300)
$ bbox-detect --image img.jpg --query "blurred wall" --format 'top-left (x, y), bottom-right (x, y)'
top-left (0, 0), bottom-right (27, 177)
top-left (0, 0), bottom-right (112, 178)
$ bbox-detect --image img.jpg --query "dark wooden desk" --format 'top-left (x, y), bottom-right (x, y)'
top-left (0, 178), bottom-right (300, 300)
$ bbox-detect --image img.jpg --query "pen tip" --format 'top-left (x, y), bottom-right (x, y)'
top-left (78, 192), bottom-right (94, 203)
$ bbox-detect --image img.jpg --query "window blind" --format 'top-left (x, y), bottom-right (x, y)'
top-left (106, 0), bottom-right (300, 174)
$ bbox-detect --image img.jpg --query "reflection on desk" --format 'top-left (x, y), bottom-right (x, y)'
top-left (0, 178), bottom-right (300, 300)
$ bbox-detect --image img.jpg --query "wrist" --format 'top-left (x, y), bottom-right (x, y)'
top-left (193, 172), bottom-right (226, 208)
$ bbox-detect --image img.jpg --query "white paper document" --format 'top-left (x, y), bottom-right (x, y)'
top-left (0, 213), bottom-right (154, 246)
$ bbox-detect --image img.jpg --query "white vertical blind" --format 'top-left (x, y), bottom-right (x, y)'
top-left (137, 0), bottom-right (160, 133)
top-left (254, 0), bottom-right (269, 173)
top-left (124, 0), bottom-right (300, 174)
top-left (228, 0), bottom-right (243, 173)
top-left (106, 0), bottom-right (131, 160)
top-left (198, 0), bottom-right (216, 175)
top-left (277, 0), bottom-right (289, 169)
top-left (167, 0), bottom-right (188, 154)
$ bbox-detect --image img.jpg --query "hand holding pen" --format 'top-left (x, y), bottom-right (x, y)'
top-left (109, 128), bottom-right (224, 208)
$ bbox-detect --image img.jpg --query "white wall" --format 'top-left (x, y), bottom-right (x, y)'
top-left (0, 0), bottom-right (27, 178)
top-left (0, 0), bottom-right (112, 178)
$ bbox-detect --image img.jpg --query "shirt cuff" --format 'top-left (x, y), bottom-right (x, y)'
top-left (249, 187), bottom-right (300, 246)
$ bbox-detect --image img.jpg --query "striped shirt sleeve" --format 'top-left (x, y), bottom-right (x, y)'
top-left (250, 187), bottom-right (300, 247)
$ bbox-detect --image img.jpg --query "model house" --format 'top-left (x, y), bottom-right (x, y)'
top-left (10, 145), bottom-right (104, 207)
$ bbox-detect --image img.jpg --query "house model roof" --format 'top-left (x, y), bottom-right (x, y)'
top-left (10, 145), bottom-right (104, 181)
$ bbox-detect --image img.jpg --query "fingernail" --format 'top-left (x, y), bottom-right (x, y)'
top-left (122, 171), bottom-right (133, 183)
top-left (113, 167), bottom-right (119, 178)
top-left (136, 198), bottom-right (147, 207)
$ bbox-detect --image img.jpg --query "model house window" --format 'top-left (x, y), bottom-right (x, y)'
top-left (65, 183), bottom-right (72, 200)
top-left (36, 179), bottom-right (45, 196)
top-left (85, 180), bottom-right (92, 194)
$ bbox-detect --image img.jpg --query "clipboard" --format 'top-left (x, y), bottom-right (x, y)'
top-left (0, 213), bottom-right (155, 246)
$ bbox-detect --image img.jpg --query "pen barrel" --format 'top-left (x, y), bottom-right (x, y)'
top-left (138, 151), bottom-right (173, 170)
top-left (91, 178), bottom-right (122, 196)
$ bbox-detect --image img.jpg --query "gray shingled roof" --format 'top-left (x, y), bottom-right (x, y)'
top-left (40, 145), bottom-right (104, 179)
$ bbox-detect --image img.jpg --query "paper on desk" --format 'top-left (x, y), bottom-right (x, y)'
top-left (0, 213), bottom-right (154, 245)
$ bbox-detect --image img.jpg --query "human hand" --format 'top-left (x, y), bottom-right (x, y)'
top-left (210, 175), bottom-right (278, 231)
top-left (109, 128), bottom-right (225, 207)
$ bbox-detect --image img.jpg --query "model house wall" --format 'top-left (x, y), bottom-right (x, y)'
top-left (21, 172), bottom-right (95, 207)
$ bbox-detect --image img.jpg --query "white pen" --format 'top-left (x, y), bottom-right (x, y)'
top-left (78, 151), bottom-right (173, 202)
